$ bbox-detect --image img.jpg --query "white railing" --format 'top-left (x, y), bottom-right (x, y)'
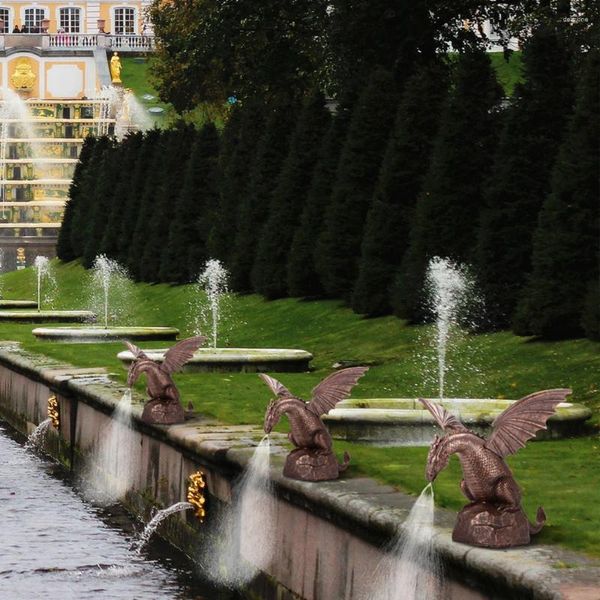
top-left (107, 35), bottom-right (155, 51)
top-left (46, 34), bottom-right (98, 49)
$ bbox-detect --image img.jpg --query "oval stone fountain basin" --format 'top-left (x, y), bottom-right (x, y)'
top-left (117, 347), bottom-right (313, 372)
top-left (0, 310), bottom-right (96, 323)
top-left (323, 398), bottom-right (592, 446)
top-left (32, 326), bottom-right (180, 343)
top-left (0, 300), bottom-right (38, 309)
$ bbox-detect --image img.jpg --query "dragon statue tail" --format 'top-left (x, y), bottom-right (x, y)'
top-left (529, 506), bottom-right (546, 535)
top-left (338, 451), bottom-right (351, 473)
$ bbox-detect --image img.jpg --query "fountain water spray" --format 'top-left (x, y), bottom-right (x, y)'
top-left (33, 256), bottom-right (55, 311)
top-left (91, 255), bottom-right (131, 328)
top-left (365, 483), bottom-right (443, 600)
top-left (83, 389), bottom-right (140, 505)
top-left (132, 502), bottom-right (193, 553)
top-left (196, 259), bottom-right (229, 348)
top-left (425, 257), bottom-right (470, 400)
top-left (201, 435), bottom-right (276, 587)
top-left (25, 418), bottom-right (52, 451)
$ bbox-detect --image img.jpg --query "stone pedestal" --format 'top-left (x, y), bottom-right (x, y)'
top-left (141, 398), bottom-right (185, 425)
top-left (283, 448), bottom-right (346, 481)
top-left (452, 502), bottom-right (533, 548)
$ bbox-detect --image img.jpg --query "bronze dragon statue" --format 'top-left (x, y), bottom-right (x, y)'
top-left (419, 388), bottom-right (571, 548)
top-left (126, 335), bottom-right (206, 425)
top-left (260, 366), bottom-right (368, 481)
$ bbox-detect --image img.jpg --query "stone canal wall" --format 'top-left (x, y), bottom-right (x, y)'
top-left (0, 342), bottom-right (597, 600)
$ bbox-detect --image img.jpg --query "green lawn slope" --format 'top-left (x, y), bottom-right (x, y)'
top-left (0, 260), bottom-right (598, 556)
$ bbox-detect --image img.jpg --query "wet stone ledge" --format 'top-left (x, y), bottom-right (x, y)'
top-left (0, 342), bottom-right (597, 600)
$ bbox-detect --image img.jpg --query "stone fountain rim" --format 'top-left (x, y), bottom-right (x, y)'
top-left (32, 326), bottom-right (180, 341)
top-left (117, 347), bottom-right (314, 363)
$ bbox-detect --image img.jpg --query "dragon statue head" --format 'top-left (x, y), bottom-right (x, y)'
top-left (425, 434), bottom-right (450, 482)
top-left (126, 357), bottom-right (155, 387)
top-left (263, 398), bottom-right (281, 434)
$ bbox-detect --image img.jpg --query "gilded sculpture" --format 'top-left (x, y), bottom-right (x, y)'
top-left (11, 61), bottom-right (36, 92)
top-left (110, 52), bottom-right (122, 84)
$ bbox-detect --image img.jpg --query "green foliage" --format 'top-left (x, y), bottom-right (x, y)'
top-left (393, 50), bottom-right (503, 321)
top-left (252, 92), bottom-right (329, 299)
top-left (351, 60), bottom-right (449, 316)
top-left (161, 123), bottom-right (221, 284)
top-left (514, 49), bottom-right (599, 339)
top-left (476, 27), bottom-right (575, 329)
top-left (56, 136), bottom-right (97, 262)
top-left (489, 51), bottom-right (524, 96)
top-left (582, 281), bottom-right (600, 341)
top-left (230, 103), bottom-right (298, 293)
top-left (286, 89), bottom-right (357, 298)
top-left (316, 68), bottom-right (398, 300)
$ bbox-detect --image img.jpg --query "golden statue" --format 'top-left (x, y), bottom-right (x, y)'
top-left (110, 52), bottom-right (122, 84)
top-left (11, 61), bottom-right (36, 92)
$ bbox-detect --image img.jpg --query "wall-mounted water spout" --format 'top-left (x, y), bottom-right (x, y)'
top-left (186, 471), bottom-right (206, 521)
top-left (260, 367), bottom-right (368, 481)
top-left (419, 389), bottom-right (571, 548)
top-left (47, 395), bottom-right (59, 430)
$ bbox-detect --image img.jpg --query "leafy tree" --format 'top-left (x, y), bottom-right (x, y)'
top-left (582, 281), bottom-right (600, 341)
top-left (513, 49), bottom-right (599, 339)
top-left (351, 60), bottom-right (449, 315)
top-left (160, 122), bottom-right (221, 283)
top-left (252, 92), bottom-right (329, 299)
top-left (316, 68), bottom-right (398, 300)
top-left (57, 136), bottom-right (97, 261)
top-left (230, 102), bottom-right (298, 293)
top-left (286, 88), bottom-right (357, 298)
top-left (476, 26), bottom-right (575, 328)
top-left (208, 100), bottom-right (265, 265)
top-left (392, 50), bottom-right (502, 321)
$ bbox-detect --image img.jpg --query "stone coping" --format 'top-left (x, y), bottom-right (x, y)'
top-left (0, 310), bottom-right (96, 322)
top-left (32, 326), bottom-right (179, 342)
top-left (0, 340), bottom-right (597, 600)
top-left (0, 300), bottom-right (38, 309)
top-left (116, 347), bottom-right (314, 372)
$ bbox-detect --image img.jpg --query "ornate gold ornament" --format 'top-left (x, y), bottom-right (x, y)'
top-left (186, 471), bottom-right (206, 521)
top-left (110, 52), bottom-right (122, 84)
top-left (47, 395), bottom-right (60, 429)
top-left (11, 61), bottom-right (36, 92)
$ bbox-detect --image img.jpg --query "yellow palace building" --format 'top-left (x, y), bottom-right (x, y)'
top-left (0, 0), bottom-right (154, 270)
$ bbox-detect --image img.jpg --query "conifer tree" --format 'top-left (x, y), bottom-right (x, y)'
top-left (351, 60), bottom-right (449, 316)
top-left (57, 136), bottom-right (96, 261)
top-left (208, 100), bottom-right (265, 265)
top-left (160, 122), bottom-right (221, 283)
top-left (392, 50), bottom-right (503, 321)
top-left (286, 88), bottom-right (357, 298)
top-left (582, 281), bottom-right (600, 341)
top-left (476, 27), bottom-right (575, 328)
top-left (251, 92), bottom-right (328, 299)
top-left (69, 136), bottom-right (112, 258)
top-left (315, 68), bottom-right (398, 300)
top-left (513, 49), bottom-right (599, 339)
top-left (116, 129), bottom-right (162, 266)
top-left (140, 123), bottom-right (196, 283)
top-left (99, 132), bottom-right (144, 260)
top-left (229, 103), bottom-right (298, 293)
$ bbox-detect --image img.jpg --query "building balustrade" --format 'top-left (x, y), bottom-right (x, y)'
top-left (0, 33), bottom-right (155, 52)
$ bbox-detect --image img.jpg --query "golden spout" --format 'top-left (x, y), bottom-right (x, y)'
top-left (47, 395), bottom-right (59, 429)
top-left (186, 471), bottom-right (206, 522)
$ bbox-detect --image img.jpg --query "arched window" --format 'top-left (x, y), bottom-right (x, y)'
top-left (24, 8), bottom-right (46, 32)
top-left (59, 7), bottom-right (81, 33)
top-left (114, 7), bottom-right (136, 34)
top-left (0, 8), bottom-right (10, 33)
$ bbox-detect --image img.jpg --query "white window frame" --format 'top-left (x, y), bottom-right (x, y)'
top-left (22, 6), bottom-right (48, 31)
top-left (0, 7), bottom-right (11, 33)
top-left (58, 6), bottom-right (82, 33)
top-left (112, 6), bottom-right (137, 35)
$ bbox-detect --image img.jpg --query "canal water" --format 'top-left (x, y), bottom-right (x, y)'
top-left (0, 421), bottom-right (241, 599)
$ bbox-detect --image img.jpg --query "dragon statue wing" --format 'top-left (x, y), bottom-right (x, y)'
top-left (125, 340), bottom-right (150, 361)
top-left (419, 398), bottom-right (469, 433)
top-left (259, 373), bottom-right (294, 399)
top-left (307, 366), bottom-right (369, 417)
top-left (160, 335), bottom-right (206, 374)
top-left (485, 388), bottom-right (571, 458)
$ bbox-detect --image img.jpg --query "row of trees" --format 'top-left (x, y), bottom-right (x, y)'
top-left (58, 37), bottom-right (599, 341)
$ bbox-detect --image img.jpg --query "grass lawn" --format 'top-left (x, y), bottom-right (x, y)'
top-left (489, 51), bottom-right (524, 95)
top-left (1, 261), bottom-right (598, 556)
